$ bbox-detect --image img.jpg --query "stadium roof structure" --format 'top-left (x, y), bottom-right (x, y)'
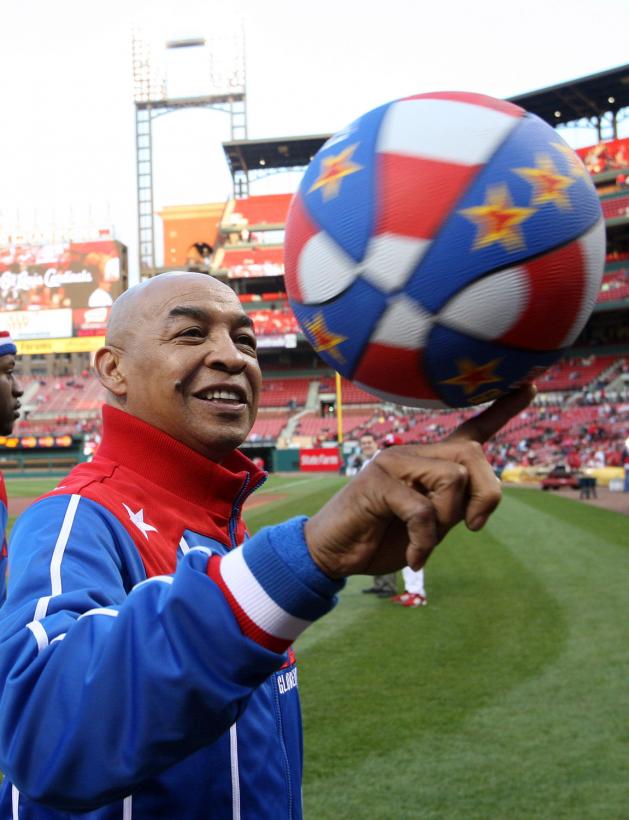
top-left (508, 62), bottom-right (629, 127)
top-left (222, 134), bottom-right (331, 176)
top-left (222, 63), bottom-right (629, 185)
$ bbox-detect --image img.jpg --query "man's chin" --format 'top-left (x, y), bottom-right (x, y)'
top-left (191, 425), bottom-right (252, 462)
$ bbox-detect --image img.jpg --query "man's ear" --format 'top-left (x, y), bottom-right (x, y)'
top-left (94, 346), bottom-right (127, 399)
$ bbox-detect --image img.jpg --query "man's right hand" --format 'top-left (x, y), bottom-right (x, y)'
top-left (304, 384), bottom-right (535, 579)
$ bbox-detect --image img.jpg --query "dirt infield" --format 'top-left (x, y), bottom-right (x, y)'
top-left (243, 492), bottom-right (287, 511)
top-left (503, 483), bottom-right (629, 515)
top-left (563, 486), bottom-right (628, 515)
top-left (8, 497), bottom-right (38, 517)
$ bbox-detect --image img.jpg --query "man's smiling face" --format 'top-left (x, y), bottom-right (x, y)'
top-left (100, 273), bottom-right (261, 461)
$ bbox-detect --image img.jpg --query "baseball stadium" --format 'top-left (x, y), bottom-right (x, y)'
top-left (0, 44), bottom-right (627, 817)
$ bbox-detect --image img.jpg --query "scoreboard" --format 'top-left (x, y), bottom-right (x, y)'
top-left (0, 239), bottom-right (127, 353)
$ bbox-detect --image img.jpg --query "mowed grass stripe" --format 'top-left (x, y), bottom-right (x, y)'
top-left (5, 477), bottom-right (59, 498)
top-left (279, 487), bottom-right (629, 819)
top-left (244, 475), bottom-right (347, 530)
top-left (254, 474), bottom-right (338, 495)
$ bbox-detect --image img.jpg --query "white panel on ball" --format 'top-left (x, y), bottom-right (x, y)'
top-left (371, 295), bottom-right (432, 348)
top-left (438, 267), bottom-right (529, 340)
top-left (297, 232), bottom-right (359, 304)
top-left (361, 233), bottom-right (430, 293)
top-left (376, 98), bottom-right (519, 166)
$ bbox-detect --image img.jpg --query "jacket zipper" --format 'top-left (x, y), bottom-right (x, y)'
top-left (228, 473), bottom-right (267, 548)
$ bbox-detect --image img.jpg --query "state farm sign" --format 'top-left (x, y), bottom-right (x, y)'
top-left (299, 448), bottom-right (341, 472)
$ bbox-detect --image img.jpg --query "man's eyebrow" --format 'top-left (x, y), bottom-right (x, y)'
top-left (166, 305), bottom-right (254, 330)
top-left (166, 306), bottom-right (210, 323)
top-left (236, 314), bottom-right (254, 330)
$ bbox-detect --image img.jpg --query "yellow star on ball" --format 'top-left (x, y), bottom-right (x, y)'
top-left (440, 357), bottom-right (503, 396)
top-left (308, 144), bottom-right (363, 201)
top-left (459, 184), bottom-right (536, 252)
top-left (303, 312), bottom-right (347, 363)
top-left (514, 154), bottom-right (575, 210)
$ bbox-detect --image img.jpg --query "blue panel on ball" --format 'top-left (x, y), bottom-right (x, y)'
top-left (424, 325), bottom-right (561, 407)
top-left (298, 102), bottom-right (391, 263)
top-left (406, 113), bottom-right (603, 313)
top-left (289, 279), bottom-right (388, 378)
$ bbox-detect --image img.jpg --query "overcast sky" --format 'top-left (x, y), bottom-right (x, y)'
top-left (0, 0), bottom-right (627, 281)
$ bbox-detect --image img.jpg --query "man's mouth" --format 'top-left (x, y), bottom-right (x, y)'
top-left (194, 388), bottom-right (246, 405)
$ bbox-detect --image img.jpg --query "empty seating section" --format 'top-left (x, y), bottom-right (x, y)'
top-left (318, 377), bottom-right (380, 404)
top-left (26, 376), bottom-right (104, 415)
top-left (536, 355), bottom-right (617, 391)
top-left (227, 194), bottom-right (292, 227)
top-left (600, 194), bottom-right (629, 220)
top-left (239, 291), bottom-right (287, 303)
top-left (598, 269), bottom-right (629, 302)
top-left (247, 412), bottom-right (290, 441)
top-left (249, 307), bottom-right (299, 336)
top-left (294, 412), bottom-right (372, 438)
top-left (258, 377), bottom-right (311, 408)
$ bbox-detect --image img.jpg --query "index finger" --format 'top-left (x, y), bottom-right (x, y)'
top-left (448, 383), bottom-right (537, 445)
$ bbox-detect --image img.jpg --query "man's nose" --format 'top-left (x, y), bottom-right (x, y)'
top-left (204, 333), bottom-right (247, 373)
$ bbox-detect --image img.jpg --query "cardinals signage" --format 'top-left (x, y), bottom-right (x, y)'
top-left (0, 240), bottom-right (127, 315)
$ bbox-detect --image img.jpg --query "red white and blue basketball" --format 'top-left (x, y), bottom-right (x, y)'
top-left (284, 91), bottom-right (606, 408)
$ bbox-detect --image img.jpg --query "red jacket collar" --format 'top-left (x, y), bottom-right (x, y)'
top-left (95, 405), bottom-right (267, 511)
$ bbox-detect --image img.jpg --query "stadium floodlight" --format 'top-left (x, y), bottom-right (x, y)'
top-left (166, 38), bottom-right (206, 49)
top-left (132, 25), bottom-right (247, 279)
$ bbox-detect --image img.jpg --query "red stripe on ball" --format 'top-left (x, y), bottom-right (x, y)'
top-left (284, 194), bottom-right (320, 304)
top-left (354, 343), bottom-right (440, 401)
top-left (376, 152), bottom-right (480, 240)
top-left (498, 239), bottom-right (585, 351)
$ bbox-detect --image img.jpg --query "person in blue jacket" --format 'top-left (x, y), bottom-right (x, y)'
top-left (0, 272), bottom-right (533, 818)
top-left (0, 329), bottom-right (23, 604)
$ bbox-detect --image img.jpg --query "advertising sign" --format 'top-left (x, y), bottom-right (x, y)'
top-left (299, 448), bottom-right (342, 472)
top-left (15, 337), bottom-right (105, 355)
top-left (3, 309), bottom-right (72, 341)
top-left (0, 434), bottom-right (73, 449)
top-left (72, 307), bottom-right (110, 337)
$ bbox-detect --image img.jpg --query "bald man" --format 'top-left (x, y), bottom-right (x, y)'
top-left (0, 273), bottom-right (533, 817)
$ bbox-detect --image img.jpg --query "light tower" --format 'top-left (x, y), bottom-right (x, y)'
top-left (132, 28), bottom-right (247, 278)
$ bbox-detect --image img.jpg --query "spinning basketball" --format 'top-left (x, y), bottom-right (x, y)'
top-left (284, 91), bottom-right (605, 408)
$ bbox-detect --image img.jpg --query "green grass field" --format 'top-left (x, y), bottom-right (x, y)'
top-left (248, 476), bottom-right (629, 819)
top-left (6, 475), bottom-right (628, 818)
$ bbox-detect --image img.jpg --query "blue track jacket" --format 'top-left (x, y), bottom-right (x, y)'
top-left (0, 473), bottom-right (8, 604)
top-left (0, 406), bottom-right (343, 818)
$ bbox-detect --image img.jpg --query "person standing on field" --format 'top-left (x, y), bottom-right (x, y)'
top-left (358, 432), bottom-right (398, 598)
top-left (378, 434), bottom-right (429, 608)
